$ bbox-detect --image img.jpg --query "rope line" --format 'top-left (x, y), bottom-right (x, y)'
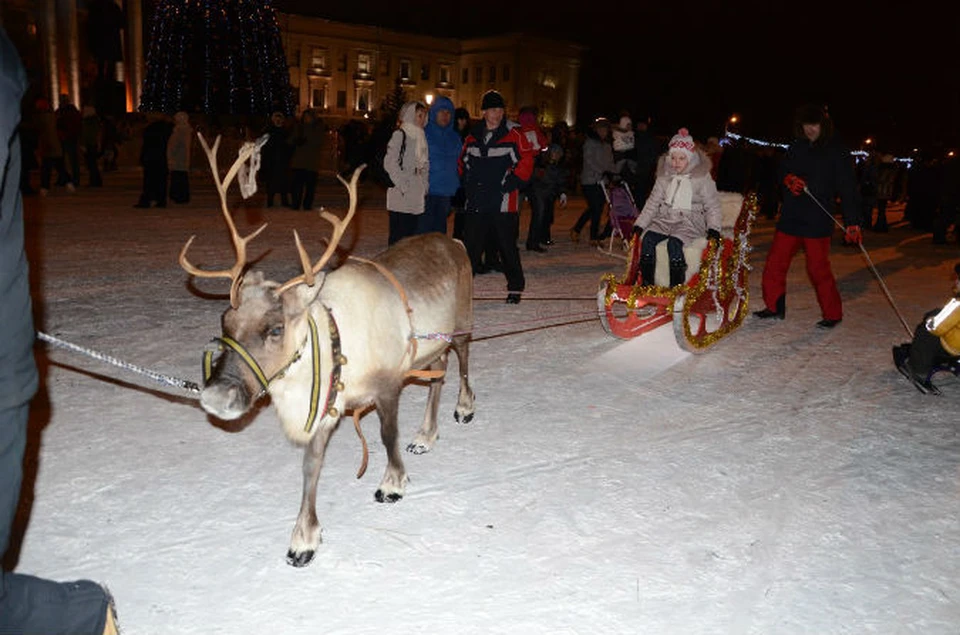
top-left (36, 331), bottom-right (202, 395)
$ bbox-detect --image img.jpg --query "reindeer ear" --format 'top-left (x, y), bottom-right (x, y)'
top-left (280, 277), bottom-right (323, 316)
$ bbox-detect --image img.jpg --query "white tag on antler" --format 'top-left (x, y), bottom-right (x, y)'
top-left (237, 134), bottom-right (269, 199)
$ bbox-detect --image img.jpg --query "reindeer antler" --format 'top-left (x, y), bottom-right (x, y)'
top-left (277, 165), bottom-right (366, 294)
top-left (179, 133), bottom-right (269, 308)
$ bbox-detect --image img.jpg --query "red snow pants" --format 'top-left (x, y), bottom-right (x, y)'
top-left (761, 231), bottom-right (842, 321)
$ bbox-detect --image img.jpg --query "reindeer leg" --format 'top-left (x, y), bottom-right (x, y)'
top-left (374, 389), bottom-right (407, 503)
top-left (407, 354), bottom-right (447, 454)
top-left (286, 421), bottom-right (338, 567)
top-left (451, 334), bottom-right (475, 424)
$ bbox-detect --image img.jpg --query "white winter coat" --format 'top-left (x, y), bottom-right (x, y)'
top-left (634, 149), bottom-right (722, 245)
top-left (385, 103), bottom-right (429, 214)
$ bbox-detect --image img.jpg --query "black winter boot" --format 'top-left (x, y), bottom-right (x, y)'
top-left (668, 260), bottom-right (687, 287)
top-left (754, 295), bottom-right (786, 319)
top-left (640, 258), bottom-right (656, 287)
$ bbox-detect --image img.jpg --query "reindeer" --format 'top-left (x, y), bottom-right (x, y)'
top-left (181, 135), bottom-right (475, 567)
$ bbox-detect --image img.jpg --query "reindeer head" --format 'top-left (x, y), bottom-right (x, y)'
top-left (180, 136), bottom-right (362, 421)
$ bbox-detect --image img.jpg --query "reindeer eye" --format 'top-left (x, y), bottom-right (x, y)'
top-left (267, 325), bottom-right (284, 339)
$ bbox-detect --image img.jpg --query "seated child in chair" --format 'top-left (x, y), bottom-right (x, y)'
top-left (893, 263), bottom-right (960, 394)
top-left (631, 128), bottom-right (722, 287)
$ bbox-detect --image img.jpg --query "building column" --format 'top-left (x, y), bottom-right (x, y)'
top-left (59, 0), bottom-right (81, 107)
top-left (43, 0), bottom-right (60, 108)
top-left (125, 0), bottom-right (143, 111)
top-left (564, 59), bottom-right (580, 126)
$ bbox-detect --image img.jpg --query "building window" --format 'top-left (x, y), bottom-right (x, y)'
top-left (489, 65), bottom-right (496, 83)
top-left (310, 83), bottom-right (326, 110)
top-left (310, 47), bottom-right (326, 71)
top-left (503, 64), bottom-right (511, 82)
top-left (420, 63), bottom-right (430, 81)
top-left (399, 59), bottom-right (412, 81)
top-left (439, 65), bottom-right (451, 84)
top-left (356, 86), bottom-right (372, 112)
top-left (357, 53), bottom-right (372, 75)
top-left (337, 90), bottom-right (346, 109)
top-left (474, 66), bottom-right (482, 84)
top-left (462, 67), bottom-right (469, 84)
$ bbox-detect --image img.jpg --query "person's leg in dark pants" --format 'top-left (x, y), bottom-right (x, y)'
top-left (420, 195), bottom-right (451, 235)
top-left (573, 183), bottom-right (606, 241)
top-left (388, 211), bottom-right (420, 246)
top-left (526, 193), bottom-right (546, 250)
top-left (494, 213), bottom-right (525, 296)
top-left (542, 198), bottom-right (555, 244)
top-left (301, 171), bottom-right (318, 210)
top-left (84, 146), bottom-right (102, 186)
top-left (289, 169), bottom-right (306, 209)
top-left (462, 213), bottom-right (494, 274)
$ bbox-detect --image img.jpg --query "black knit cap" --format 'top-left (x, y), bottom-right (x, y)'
top-left (481, 90), bottom-right (506, 110)
top-left (796, 103), bottom-right (827, 125)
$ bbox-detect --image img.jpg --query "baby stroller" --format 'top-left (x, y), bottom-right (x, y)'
top-left (598, 178), bottom-right (640, 258)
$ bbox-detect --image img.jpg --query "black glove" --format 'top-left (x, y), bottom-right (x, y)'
top-left (707, 228), bottom-right (721, 242)
top-left (501, 173), bottom-right (522, 193)
top-left (631, 226), bottom-right (643, 238)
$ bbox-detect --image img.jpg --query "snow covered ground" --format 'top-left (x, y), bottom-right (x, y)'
top-left (10, 169), bottom-right (960, 634)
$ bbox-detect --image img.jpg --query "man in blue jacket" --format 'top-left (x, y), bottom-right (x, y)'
top-left (753, 104), bottom-right (861, 329)
top-left (422, 96), bottom-right (462, 235)
top-left (0, 28), bottom-right (118, 635)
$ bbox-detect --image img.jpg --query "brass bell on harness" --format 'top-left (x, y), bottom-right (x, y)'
top-left (338, 354), bottom-right (348, 365)
top-left (327, 407), bottom-right (339, 419)
top-left (335, 381), bottom-right (345, 392)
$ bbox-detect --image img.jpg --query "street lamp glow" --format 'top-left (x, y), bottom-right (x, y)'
top-left (864, 138), bottom-right (873, 146)
top-left (425, 93), bottom-right (434, 105)
top-left (728, 115), bottom-right (739, 124)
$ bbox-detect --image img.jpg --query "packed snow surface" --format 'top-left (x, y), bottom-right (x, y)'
top-left (12, 171), bottom-right (959, 634)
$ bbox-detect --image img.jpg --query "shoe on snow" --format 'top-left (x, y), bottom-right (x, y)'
top-left (893, 350), bottom-right (941, 395)
top-left (816, 318), bottom-right (842, 329)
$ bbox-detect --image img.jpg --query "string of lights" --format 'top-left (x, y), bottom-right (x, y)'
top-left (723, 132), bottom-right (916, 167)
top-left (140, 0), bottom-right (294, 116)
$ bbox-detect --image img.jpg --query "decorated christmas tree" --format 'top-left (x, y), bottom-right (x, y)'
top-left (140, 0), bottom-right (294, 115)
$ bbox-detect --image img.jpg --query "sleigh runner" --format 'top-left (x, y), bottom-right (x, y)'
top-left (598, 191), bottom-right (758, 351)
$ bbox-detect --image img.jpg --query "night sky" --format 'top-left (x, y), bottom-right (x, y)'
top-left (274, 1), bottom-right (957, 153)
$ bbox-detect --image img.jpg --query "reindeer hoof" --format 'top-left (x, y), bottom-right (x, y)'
top-left (454, 411), bottom-right (474, 424)
top-left (286, 549), bottom-right (315, 568)
top-left (406, 441), bottom-right (429, 454)
top-left (375, 489), bottom-right (403, 503)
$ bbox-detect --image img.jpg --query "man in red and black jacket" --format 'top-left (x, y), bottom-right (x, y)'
top-left (754, 104), bottom-right (861, 329)
top-left (459, 90), bottom-right (535, 303)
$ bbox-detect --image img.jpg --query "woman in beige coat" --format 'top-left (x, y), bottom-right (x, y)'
top-left (385, 101), bottom-right (429, 245)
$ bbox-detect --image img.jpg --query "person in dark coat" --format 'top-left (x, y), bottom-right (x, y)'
top-left (526, 143), bottom-right (568, 251)
top-left (288, 109), bottom-right (325, 210)
top-left (80, 105), bottom-right (103, 187)
top-left (0, 27), bottom-right (119, 635)
top-left (261, 112), bottom-right (292, 207)
top-left (753, 104), bottom-right (861, 329)
top-left (134, 112), bottom-right (172, 208)
top-left (459, 90), bottom-right (535, 303)
top-left (56, 95), bottom-right (82, 186)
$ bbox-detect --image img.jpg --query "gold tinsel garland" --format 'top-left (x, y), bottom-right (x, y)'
top-left (600, 193), bottom-right (759, 350)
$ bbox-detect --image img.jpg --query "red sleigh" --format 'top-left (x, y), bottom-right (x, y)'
top-left (597, 192), bottom-right (759, 352)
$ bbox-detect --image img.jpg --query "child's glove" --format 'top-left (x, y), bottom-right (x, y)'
top-left (707, 228), bottom-right (721, 243)
top-left (783, 173), bottom-right (806, 196)
top-left (631, 225), bottom-right (643, 238)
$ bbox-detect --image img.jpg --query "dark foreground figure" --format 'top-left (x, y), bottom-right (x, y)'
top-left (1, 28), bottom-right (118, 635)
